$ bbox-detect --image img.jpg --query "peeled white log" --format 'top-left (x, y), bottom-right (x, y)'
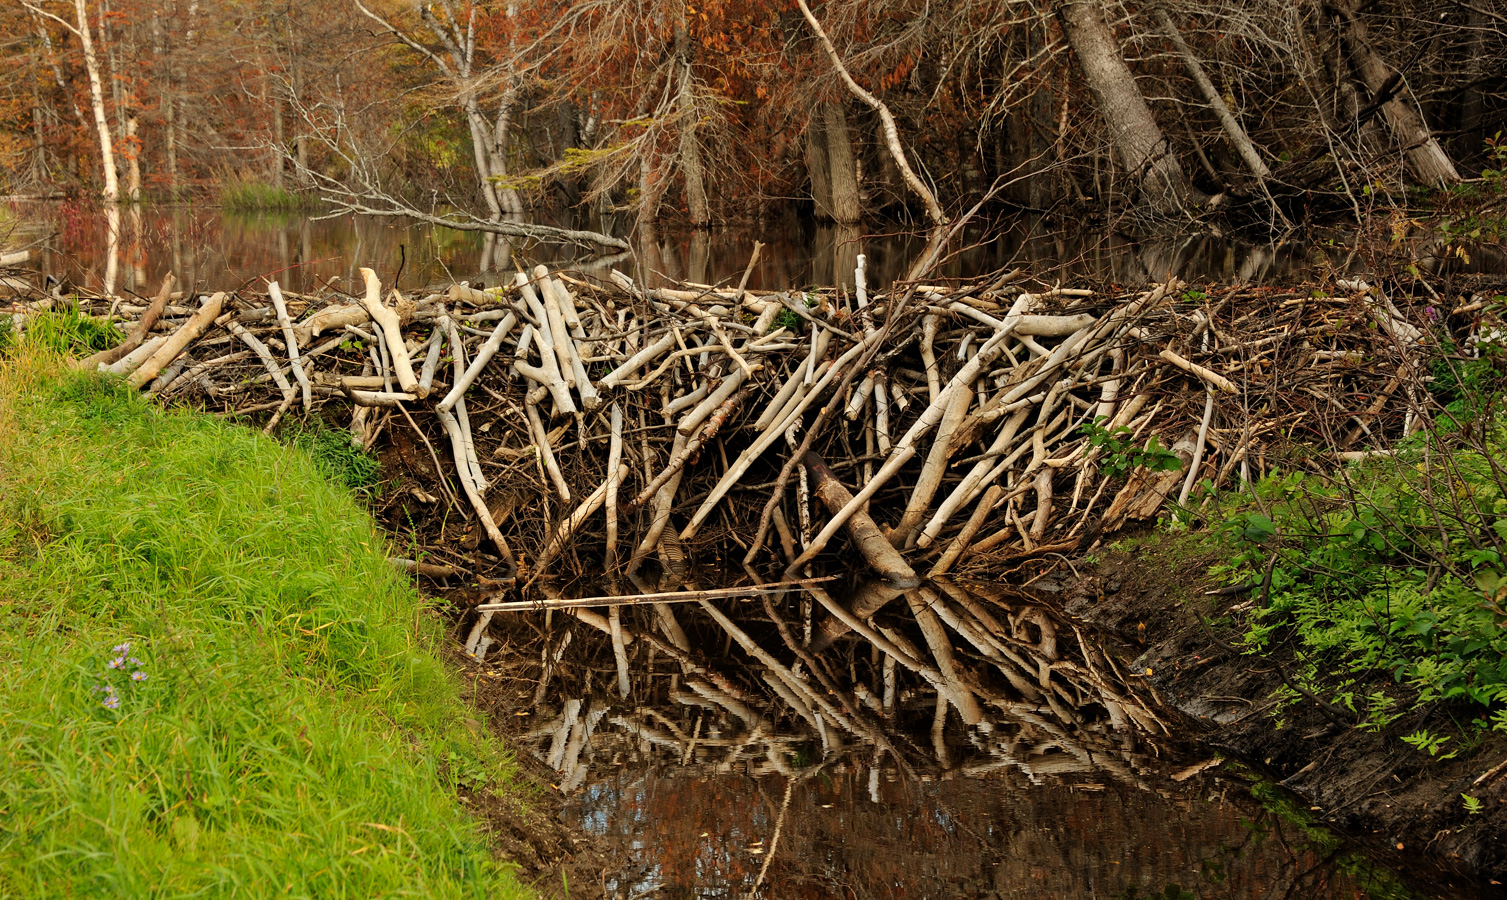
top-left (103, 334), bottom-right (168, 375)
top-left (437, 407), bottom-right (517, 580)
top-left (418, 325), bottom-right (446, 394)
top-left (681, 328), bottom-right (886, 542)
top-left (600, 331), bottom-right (677, 388)
top-left (128, 292), bottom-right (226, 389)
top-left (894, 383), bottom-right (974, 548)
top-left (605, 403), bottom-right (624, 571)
top-left (677, 368), bottom-right (746, 436)
top-left (357, 269), bottom-right (422, 397)
top-left (539, 269), bottom-right (599, 408)
top-left (533, 265), bottom-right (577, 390)
top-left (915, 406), bottom-right (1031, 549)
top-left (349, 389), bottom-right (418, 407)
top-left (537, 463), bottom-right (629, 571)
top-left (528, 400), bottom-right (571, 502)
top-left (437, 311), bottom-right (516, 414)
top-left (1158, 348), bottom-right (1237, 393)
top-left (514, 273), bottom-right (576, 414)
top-left (267, 281), bottom-right (312, 408)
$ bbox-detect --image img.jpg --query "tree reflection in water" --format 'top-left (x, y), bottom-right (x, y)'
top-left (495, 578), bottom-right (1397, 899)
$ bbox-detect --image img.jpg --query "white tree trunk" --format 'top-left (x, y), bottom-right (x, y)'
top-left (1059, 0), bottom-right (1190, 214)
top-left (73, 0), bottom-right (119, 202)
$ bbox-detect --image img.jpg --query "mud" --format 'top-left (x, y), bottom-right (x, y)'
top-left (1052, 537), bottom-right (1507, 890)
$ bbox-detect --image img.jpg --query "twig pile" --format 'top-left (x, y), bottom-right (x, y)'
top-left (3, 259), bottom-right (1443, 606)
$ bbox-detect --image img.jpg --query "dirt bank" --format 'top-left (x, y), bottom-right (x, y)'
top-left (1040, 537), bottom-right (1507, 888)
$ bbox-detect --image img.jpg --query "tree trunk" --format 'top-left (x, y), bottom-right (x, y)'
top-left (1156, 9), bottom-right (1271, 184)
top-left (1058, 0), bottom-right (1190, 214)
top-left (1335, 0), bottom-right (1459, 187)
top-left (677, 60), bottom-right (710, 227)
top-left (74, 0), bottom-right (119, 202)
top-left (824, 102), bottom-right (861, 224)
top-left (805, 109), bottom-right (834, 219)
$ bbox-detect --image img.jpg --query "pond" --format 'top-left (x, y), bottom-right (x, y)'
top-left (7, 201), bottom-right (1363, 300)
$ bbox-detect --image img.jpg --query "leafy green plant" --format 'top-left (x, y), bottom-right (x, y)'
top-left (1401, 728), bottom-right (1456, 758)
top-left (289, 424), bottom-right (381, 495)
top-left (1081, 417), bottom-right (1184, 480)
top-left (1462, 793), bottom-right (1484, 814)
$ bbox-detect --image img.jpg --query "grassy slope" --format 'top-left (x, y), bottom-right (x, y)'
top-left (0, 347), bottom-right (532, 898)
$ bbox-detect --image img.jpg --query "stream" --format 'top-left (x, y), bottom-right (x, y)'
top-left (9, 201), bottom-right (1503, 899)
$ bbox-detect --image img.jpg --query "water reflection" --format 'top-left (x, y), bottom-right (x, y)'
top-left (474, 579), bottom-right (1425, 899)
top-left (10, 201), bottom-right (1369, 299)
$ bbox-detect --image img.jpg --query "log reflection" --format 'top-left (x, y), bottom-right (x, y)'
top-left (474, 579), bottom-right (1381, 899)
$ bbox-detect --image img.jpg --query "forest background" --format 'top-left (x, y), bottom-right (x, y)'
top-left (1, 0), bottom-right (1505, 247)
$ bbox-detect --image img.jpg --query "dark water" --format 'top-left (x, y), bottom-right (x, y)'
top-left (487, 579), bottom-right (1481, 900)
top-left (6, 201), bottom-right (1362, 299)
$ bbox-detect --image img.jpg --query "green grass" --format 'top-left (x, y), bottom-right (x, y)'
top-left (0, 334), bottom-right (533, 898)
top-left (217, 173), bottom-right (315, 212)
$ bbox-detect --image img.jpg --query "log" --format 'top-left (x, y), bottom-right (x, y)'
top-left (358, 268), bottom-right (423, 397)
top-left (798, 451), bottom-right (918, 588)
top-left (127, 292), bottom-right (226, 389)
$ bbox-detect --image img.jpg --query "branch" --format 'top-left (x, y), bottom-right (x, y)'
top-left (795, 0), bottom-right (948, 226)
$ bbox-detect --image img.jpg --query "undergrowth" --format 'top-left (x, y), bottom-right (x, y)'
top-left (218, 171), bottom-right (315, 212)
top-left (1210, 312), bottom-right (1507, 742)
top-left (0, 325), bottom-right (532, 897)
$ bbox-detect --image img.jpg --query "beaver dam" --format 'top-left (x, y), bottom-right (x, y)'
top-left (4, 252), bottom-right (1493, 896)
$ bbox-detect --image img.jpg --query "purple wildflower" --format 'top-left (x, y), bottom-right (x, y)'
top-left (108, 657), bottom-right (124, 669)
top-left (112, 643), bottom-right (130, 655)
top-left (130, 671), bottom-right (147, 682)
top-left (100, 686), bottom-right (120, 710)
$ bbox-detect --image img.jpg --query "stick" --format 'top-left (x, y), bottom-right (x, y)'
top-left (267, 281), bottom-right (312, 408)
top-left (604, 402), bottom-right (624, 571)
top-left (795, 451), bottom-right (918, 587)
top-left (474, 578), bottom-right (838, 611)
top-left (536, 462), bottom-right (628, 573)
top-left (358, 268), bottom-right (423, 397)
top-left (528, 399), bottom-right (571, 502)
top-left (929, 483), bottom-right (1005, 578)
top-left (1159, 347), bottom-right (1237, 393)
top-left (79, 272), bottom-right (174, 368)
top-left (437, 310), bottom-right (516, 414)
top-left (436, 407), bottom-right (517, 582)
top-left (127, 292), bottom-right (226, 389)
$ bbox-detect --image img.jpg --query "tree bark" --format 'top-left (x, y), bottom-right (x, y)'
top-left (1155, 9), bottom-right (1271, 184)
top-left (677, 59), bottom-right (710, 227)
top-left (824, 102), bottom-right (861, 224)
top-left (1058, 0), bottom-right (1190, 214)
top-left (1334, 0), bottom-right (1459, 187)
top-left (804, 109), bottom-right (834, 219)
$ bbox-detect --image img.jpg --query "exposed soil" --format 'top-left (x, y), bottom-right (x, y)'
top-left (444, 637), bottom-right (615, 900)
top-left (1042, 535), bottom-right (1507, 889)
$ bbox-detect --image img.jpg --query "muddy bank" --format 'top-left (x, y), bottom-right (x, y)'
top-left (1050, 539), bottom-right (1507, 888)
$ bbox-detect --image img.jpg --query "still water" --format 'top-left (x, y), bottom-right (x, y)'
top-left (8, 201), bottom-right (1343, 298)
top-left (489, 579), bottom-right (1482, 899)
